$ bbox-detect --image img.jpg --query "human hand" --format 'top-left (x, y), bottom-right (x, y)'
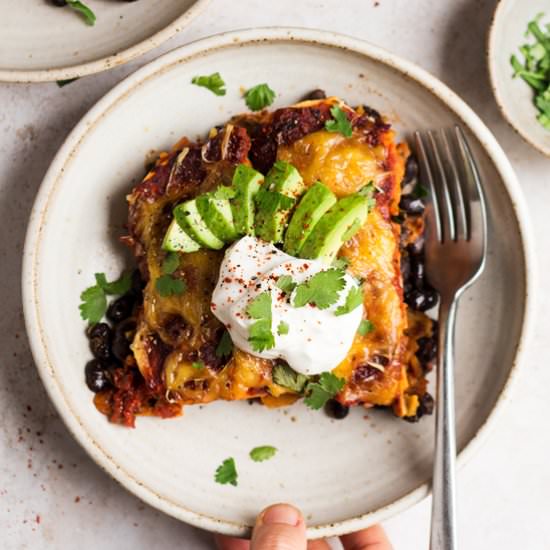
top-left (215, 503), bottom-right (393, 550)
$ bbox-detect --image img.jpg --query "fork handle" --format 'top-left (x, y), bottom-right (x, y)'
top-left (429, 296), bottom-right (458, 550)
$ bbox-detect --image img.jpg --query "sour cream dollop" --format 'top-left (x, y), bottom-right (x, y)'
top-left (211, 236), bottom-right (363, 376)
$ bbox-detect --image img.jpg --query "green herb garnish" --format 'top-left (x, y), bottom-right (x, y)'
top-left (216, 331), bottom-right (233, 358)
top-left (277, 275), bottom-right (297, 294)
top-left (191, 72), bottom-right (226, 96)
top-left (246, 292), bottom-right (275, 352)
top-left (272, 363), bottom-right (308, 393)
top-left (214, 458), bottom-right (238, 486)
top-left (67, 1), bottom-right (96, 26)
top-left (511, 13), bottom-right (550, 130)
top-left (277, 321), bottom-right (289, 335)
top-left (332, 256), bottom-right (350, 270)
top-left (192, 361), bottom-right (204, 370)
top-left (250, 446), bottom-right (277, 462)
top-left (155, 275), bottom-right (186, 297)
top-left (335, 286), bottom-right (363, 316)
top-left (304, 372), bottom-right (346, 410)
top-left (325, 105), bottom-right (353, 137)
top-left (293, 269), bottom-right (346, 309)
top-left (358, 319), bottom-right (375, 336)
top-left (79, 272), bottom-right (131, 323)
top-left (244, 83), bottom-right (276, 111)
top-left (161, 252), bottom-right (180, 275)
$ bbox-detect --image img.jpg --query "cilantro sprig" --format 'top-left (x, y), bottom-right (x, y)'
top-left (511, 13), bottom-right (550, 129)
top-left (214, 458), bottom-right (238, 486)
top-left (79, 272), bottom-right (132, 324)
top-left (191, 72), bottom-right (226, 96)
top-left (303, 372), bottom-right (346, 410)
top-left (325, 105), bottom-right (353, 137)
top-left (216, 330), bottom-right (234, 359)
top-left (246, 292), bottom-right (275, 352)
top-left (335, 286), bottom-right (363, 316)
top-left (272, 363), bottom-right (308, 393)
top-left (293, 269), bottom-right (346, 309)
top-left (155, 252), bottom-right (186, 297)
top-left (277, 275), bottom-right (296, 294)
top-left (358, 319), bottom-right (375, 336)
top-left (244, 83), bottom-right (276, 111)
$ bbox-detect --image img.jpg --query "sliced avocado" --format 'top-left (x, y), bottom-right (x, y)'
top-left (162, 218), bottom-right (201, 253)
top-left (231, 164), bottom-right (263, 235)
top-left (255, 161), bottom-right (306, 243)
top-left (174, 200), bottom-right (224, 250)
top-left (283, 182), bottom-right (337, 257)
top-left (196, 195), bottom-right (238, 242)
top-left (300, 194), bottom-right (370, 264)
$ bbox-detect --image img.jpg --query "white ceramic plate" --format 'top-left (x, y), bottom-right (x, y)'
top-left (488, 0), bottom-right (550, 156)
top-left (0, 0), bottom-right (209, 83)
top-left (23, 28), bottom-right (534, 538)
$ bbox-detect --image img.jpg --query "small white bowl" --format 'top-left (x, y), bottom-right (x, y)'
top-left (0, 0), bottom-right (209, 83)
top-left (489, 0), bottom-right (550, 156)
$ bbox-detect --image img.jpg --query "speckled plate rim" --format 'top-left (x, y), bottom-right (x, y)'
top-left (0, 0), bottom-right (210, 83)
top-left (22, 27), bottom-right (536, 539)
top-left (487, 0), bottom-right (550, 157)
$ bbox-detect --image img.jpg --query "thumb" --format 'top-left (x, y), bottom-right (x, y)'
top-left (251, 504), bottom-right (307, 550)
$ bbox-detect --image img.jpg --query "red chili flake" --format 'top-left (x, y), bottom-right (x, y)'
top-left (224, 277), bottom-right (232, 283)
top-left (211, 303), bottom-right (217, 310)
top-left (35, 515), bottom-right (41, 524)
top-left (74, 496), bottom-right (81, 503)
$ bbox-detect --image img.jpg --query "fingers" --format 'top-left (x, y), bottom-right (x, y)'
top-left (215, 534), bottom-right (250, 550)
top-left (340, 524), bottom-right (393, 550)
top-left (251, 503), bottom-right (307, 550)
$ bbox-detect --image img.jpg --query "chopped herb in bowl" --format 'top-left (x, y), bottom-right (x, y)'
top-left (510, 13), bottom-right (550, 130)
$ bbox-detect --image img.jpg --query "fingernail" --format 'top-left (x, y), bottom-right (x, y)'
top-left (261, 504), bottom-right (301, 526)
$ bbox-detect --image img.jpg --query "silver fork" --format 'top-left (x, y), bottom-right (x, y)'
top-left (415, 126), bottom-right (488, 550)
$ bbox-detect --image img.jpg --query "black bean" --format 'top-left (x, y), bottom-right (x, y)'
top-left (405, 288), bottom-right (439, 312)
top-left (400, 195), bottom-right (425, 215)
top-left (400, 254), bottom-right (411, 283)
top-left (302, 89), bottom-right (326, 100)
top-left (417, 335), bottom-right (437, 365)
top-left (130, 269), bottom-right (145, 297)
top-left (325, 399), bottom-right (350, 419)
top-left (403, 155), bottom-right (419, 186)
top-left (85, 360), bottom-right (111, 393)
top-left (410, 257), bottom-right (425, 288)
top-left (419, 393), bottom-right (435, 416)
top-left (112, 318), bottom-right (137, 362)
top-left (88, 323), bottom-right (112, 361)
top-left (106, 295), bottom-right (135, 323)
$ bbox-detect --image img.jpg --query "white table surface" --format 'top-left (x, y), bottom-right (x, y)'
top-left (1, 1), bottom-right (549, 548)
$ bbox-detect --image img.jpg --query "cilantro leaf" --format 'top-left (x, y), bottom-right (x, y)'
top-left (192, 361), bottom-right (204, 370)
top-left (325, 105), bottom-right (353, 137)
top-left (358, 319), bottom-right (375, 336)
top-left (155, 275), bottom-right (186, 297)
top-left (79, 285), bottom-right (107, 324)
top-left (191, 72), bottom-right (226, 96)
top-left (246, 292), bottom-right (272, 320)
top-left (272, 363), bottom-right (308, 393)
top-left (335, 286), bottom-right (364, 316)
top-left (304, 372), bottom-right (346, 410)
top-left (56, 78), bottom-right (79, 88)
top-left (161, 252), bottom-right (180, 275)
top-left (95, 272), bottom-right (132, 295)
top-left (250, 446), bottom-right (277, 462)
top-left (214, 458), bottom-right (238, 486)
top-left (293, 269), bottom-right (346, 309)
top-left (244, 83), bottom-right (276, 111)
top-left (277, 275), bottom-right (296, 294)
top-left (216, 331), bottom-right (233, 358)
top-left (249, 319), bottom-right (275, 353)
top-left (67, 1), bottom-right (96, 26)
top-left (277, 321), bottom-right (289, 335)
